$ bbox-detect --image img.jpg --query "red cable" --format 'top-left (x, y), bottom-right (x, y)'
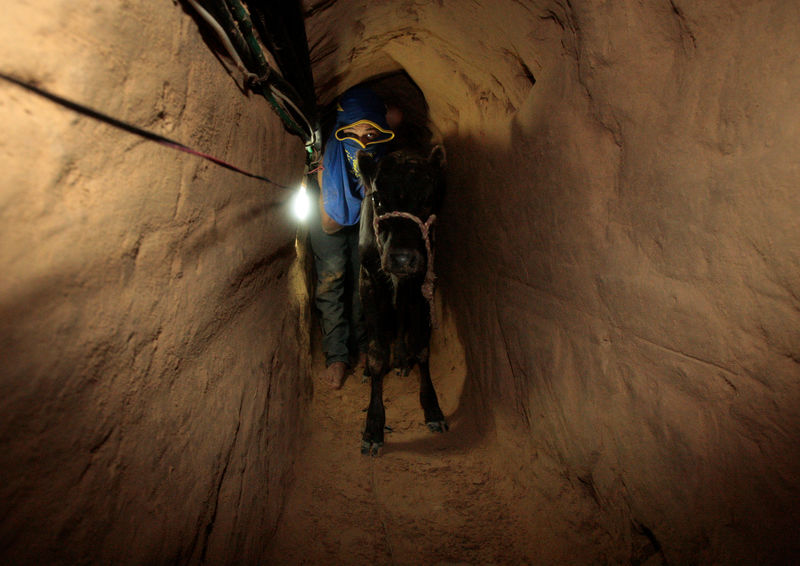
top-left (1, 72), bottom-right (292, 189)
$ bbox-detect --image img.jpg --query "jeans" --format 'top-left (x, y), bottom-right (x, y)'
top-left (308, 217), bottom-right (367, 367)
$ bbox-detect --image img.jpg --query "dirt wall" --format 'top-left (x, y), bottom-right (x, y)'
top-left (0, 1), bottom-right (308, 564)
top-left (304, 1), bottom-right (800, 562)
top-left (3, 0), bottom-right (800, 563)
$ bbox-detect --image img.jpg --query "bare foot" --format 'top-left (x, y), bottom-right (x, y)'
top-left (325, 361), bottom-right (347, 390)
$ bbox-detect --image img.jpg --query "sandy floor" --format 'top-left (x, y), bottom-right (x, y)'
top-left (265, 315), bottom-right (615, 566)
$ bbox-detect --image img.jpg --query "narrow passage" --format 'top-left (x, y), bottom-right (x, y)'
top-left (265, 316), bottom-right (612, 565)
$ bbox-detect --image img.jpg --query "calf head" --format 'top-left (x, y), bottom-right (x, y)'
top-left (357, 146), bottom-right (446, 277)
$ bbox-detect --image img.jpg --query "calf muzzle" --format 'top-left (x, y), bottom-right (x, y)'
top-left (372, 210), bottom-right (438, 326)
top-left (385, 248), bottom-right (425, 275)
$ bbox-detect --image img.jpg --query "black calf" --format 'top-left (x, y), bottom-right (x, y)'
top-left (356, 146), bottom-right (447, 456)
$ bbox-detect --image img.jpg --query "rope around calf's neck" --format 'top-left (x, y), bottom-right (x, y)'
top-left (373, 211), bottom-right (438, 328)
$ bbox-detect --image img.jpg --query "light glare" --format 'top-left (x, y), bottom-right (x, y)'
top-left (292, 182), bottom-right (311, 221)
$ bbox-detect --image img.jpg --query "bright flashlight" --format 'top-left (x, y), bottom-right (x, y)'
top-left (292, 180), bottom-right (311, 221)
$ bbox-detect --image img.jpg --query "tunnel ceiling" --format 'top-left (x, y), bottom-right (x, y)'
top-left (302, 0), bottom-right (541, 132)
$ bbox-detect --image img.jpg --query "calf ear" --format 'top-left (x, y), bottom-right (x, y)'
top-left (428, 145), bottom-right (446, 169)
top-left (356, 150), bottom-right (378, 185)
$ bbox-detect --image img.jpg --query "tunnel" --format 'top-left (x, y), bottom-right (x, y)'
top-left (1, 1), bottom-right (799, 564)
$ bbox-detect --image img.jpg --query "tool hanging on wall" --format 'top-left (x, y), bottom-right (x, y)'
top-left (183, 0), bottom-right (321, 165)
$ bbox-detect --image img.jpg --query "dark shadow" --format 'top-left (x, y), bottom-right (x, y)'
top-left (363, 71), bottom-right (434, 151)
top-left (375, 393), bottom-right (485, 456)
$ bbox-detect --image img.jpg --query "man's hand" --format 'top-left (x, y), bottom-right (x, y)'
top-left (320, 204), bottom-right (343, 234)
top-left (318, 170), bottom-right (344, 234)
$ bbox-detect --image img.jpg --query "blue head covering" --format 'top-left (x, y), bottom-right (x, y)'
top-left (321, 86), bottom-right (394, 226)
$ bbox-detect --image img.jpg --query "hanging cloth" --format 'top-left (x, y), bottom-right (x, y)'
top-left (321, 86), bottom-right (394, 226)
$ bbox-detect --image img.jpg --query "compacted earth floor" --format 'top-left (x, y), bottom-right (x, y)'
top-left (265, 322), bottom-right (615, 565)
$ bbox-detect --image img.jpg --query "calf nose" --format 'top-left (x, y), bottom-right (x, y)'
top-left (389, 251), bottom-right (416, 271)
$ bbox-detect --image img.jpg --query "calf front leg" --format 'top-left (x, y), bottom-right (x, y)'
top-left (361, 348), bottom-right (389, 456)
top-left (361, 372), bottom-right (385, 456)
top-left (419, 359), bottom-right (448, 432)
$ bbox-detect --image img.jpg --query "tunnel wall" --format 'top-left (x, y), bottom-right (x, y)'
top-left (305, 1), bottom-right (800, 562)
top-left (0, 1), bottom-right (308, 563)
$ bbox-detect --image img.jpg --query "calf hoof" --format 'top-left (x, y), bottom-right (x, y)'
top-left (360, 440), bottom-right (383, 456)
top-left (426, 420), bottom-right (449, 433)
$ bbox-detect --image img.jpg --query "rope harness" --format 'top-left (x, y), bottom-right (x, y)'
top-left (372, 210), bottom-right (438, 328)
